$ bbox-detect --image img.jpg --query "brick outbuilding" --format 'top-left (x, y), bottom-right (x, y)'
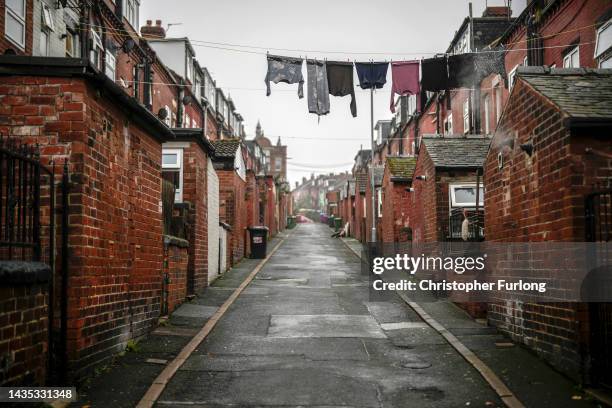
top-left (410, 136), bottom-right (489, 243)
top-left (212, 139), bottom-right (247, 266)
top-left (381, 157), bottom-right (416, 243)
top-left (484, 67), bottom-right (612, 384)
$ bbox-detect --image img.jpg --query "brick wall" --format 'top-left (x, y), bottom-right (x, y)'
top-left (217, 167), bottom-right (246, 266)
top-left (163, 241), bottom-right (188, 315)
top-left (484, 76), bottom-right (612, 381)
top-left (0, 75), bottom-right (165, 378)
top-left (381, 168), bottom-right (412, 243)
top-left (182, 143), bottom-right (209, 293)
top-left (0, 264), bottom-right (50, 386)
top-left (410, 147), bottom-right (438, 243)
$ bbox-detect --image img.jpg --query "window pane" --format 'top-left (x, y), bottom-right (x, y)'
top-left (7, 0), bottom-right (25, 16)
top-left (39, 31), bottom-right (48, 56)
top-left (5, 13), bottom-right (24, 45)
top-left (162, 153), bottom-right (178, 166)
top-left (454, 187), bottom-right (476, 204)
top-left (595, 21), bottom-right (611, 58)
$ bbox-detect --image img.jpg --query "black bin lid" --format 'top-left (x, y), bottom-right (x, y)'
top-left (248, 226), bottom-right (269, 231)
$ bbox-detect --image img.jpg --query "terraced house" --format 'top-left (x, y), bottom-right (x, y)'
top-left (0, 0), bottom-right (287, 386)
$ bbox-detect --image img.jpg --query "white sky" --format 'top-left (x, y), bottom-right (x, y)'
top-left (141, 0), bottom-right (526, 186)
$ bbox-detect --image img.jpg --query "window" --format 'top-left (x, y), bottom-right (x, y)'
top-left (185, 114), bottom-right (191, 129)
top-left (595, 18), bottom-right (612, 68)
top-left (274, 157), bottom-right (282, 172)
top-left (449, 184), bottom-right (484, 207)
top-left (5, 0), bottom-right (26, 48)
top-left (163, 105), bottom-right (171, 126)
top-left (186, 54), bottom-right (193, 82)
top-left (495, 86), bottom-right (502, 122)
top-left (563, 46), bottom-right (580, 68)
top-left (123, 0), bottom-right (139, 29)
top-left (377, 188), bottom-right (383, 217)
top-left (483, 94), bottom-right (491, 134)
top-left (204, 70), bottom-right (215, 104)
top-left (463, 99), bottom-right (470, 134)
top-left (523, 55), bottom-right (528, 67)
top-left (508, 65), bottom-right (519, 89)
top-left (39, 30), bottom-right (49, 56)
top-left (162, 149), bottom-right (183, 202)
top-left (444, 113), bottom-right (453, 135)
top-left (193, 74), bottom-right (201, 100)
top-left (65, 30), bottom-right (79, 57)
top-left (105, 52), bottom-right (116, 80)
top-left (42, 4), bottom-right (54, 31)
top-left (89, 29), bottom-right (104, 69)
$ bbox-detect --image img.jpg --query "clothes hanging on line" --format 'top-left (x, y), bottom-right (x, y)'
top-left (474, 48), bottom-right (508, 87)
top-left (447, 53), bottom-right (478, 89)
top-left (421, 56), bottom-right (448, 92)
top-left (306, 59), bottom-right (330, 118)
top-left (355, 62), bottom-right (389, 89)
top-left (389, 61), bottom-right (420, 113)
top-left (327, 61), bottom-right (357, 117)
top-left (265, 54), bottom-right (304, 98)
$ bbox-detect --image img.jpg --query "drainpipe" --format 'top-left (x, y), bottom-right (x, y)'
top-left (177, 87), bottom-right (184, 128)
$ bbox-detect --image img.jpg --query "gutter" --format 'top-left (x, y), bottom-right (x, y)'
top-left (172, 128), bottom-right (215, 155)
top-left (564, 117), bottom-right (612, 129)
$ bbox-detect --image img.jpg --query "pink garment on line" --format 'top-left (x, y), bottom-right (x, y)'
top-left (390, 61), bottom-right (420, 113)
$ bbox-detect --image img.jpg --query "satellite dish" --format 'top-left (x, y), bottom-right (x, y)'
top-left (158, 107), bottom-right (168, 120)
top-left (122, 38), bottom-right (135, 53)
top-left (182, 95), bottom-right (193, 105)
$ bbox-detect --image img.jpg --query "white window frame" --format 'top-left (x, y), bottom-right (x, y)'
top-left (42, 4), bottom-right (54, 31)
top-left (123, 0), bottom-right (139, 29)
top-left (444, 113), bottom-right (453, 135)
top-left (377, 188), bottom-right (383, 218)
top-left (89, 29), bottom-right (104, 69)
top-left (163, 105), bottom-right (171, 126)
top-left (65, 29), bottom-right (79, 57)
top-left (462, 99), bottom-right (470, 134)
top-left (563, 46), bottom-right (580, 68)
top-left (105, 51), bottom-right (116, 80)
top-left (39, 30), bottom-right (49, 56)
top-left (508, 65), bottom-right (519, 89)
top-left (5, 0), bottom-right (26, 49)
top-left (484, 94), bottom-right (491, 134)
top-left (162, 148), bottom-right (184, 203)
top-left (274, 157), bottom-right (282, 172)
top-left (449, 184), bottom-right (484, 207)
top-left (595, 18), bottom-right (612, 67)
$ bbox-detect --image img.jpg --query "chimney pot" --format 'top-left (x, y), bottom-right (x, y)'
top-left (146, 20), bottom-right (152, 25)
top-left (156, 19), bottom-right (162, 26)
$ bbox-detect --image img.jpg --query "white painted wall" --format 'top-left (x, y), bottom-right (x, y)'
top-left (207, 158), bottom-right (220, 283)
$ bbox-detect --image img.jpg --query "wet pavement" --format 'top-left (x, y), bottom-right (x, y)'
top-left (76, 223), bottom-right (599, 408)
top-left (157, 223), bottom-right (503, 407)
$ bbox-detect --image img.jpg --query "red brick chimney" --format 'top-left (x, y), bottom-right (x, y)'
top-left (141, 19), bottom-right (166, 39)
top-left (481, 6), bottom-right (511, 18)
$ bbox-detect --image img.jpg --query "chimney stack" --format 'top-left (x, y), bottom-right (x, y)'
top-left (141, 19), bottom-right (166, 39)
top-left (482, 6), bottom-right (511, 17)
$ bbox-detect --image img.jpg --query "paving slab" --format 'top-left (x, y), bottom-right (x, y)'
top-left (267, 314), bottom-right (387, 339)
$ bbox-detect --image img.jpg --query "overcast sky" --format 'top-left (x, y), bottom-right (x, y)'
top-left (141, 0), bottom-right (526, 186)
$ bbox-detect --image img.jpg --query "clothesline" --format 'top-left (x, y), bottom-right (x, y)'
top-left (79, 21), bottom-right (599, 58)
top-left (111, 77), bottom-right (521, 93)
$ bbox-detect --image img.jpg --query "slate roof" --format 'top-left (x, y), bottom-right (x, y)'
top-left (386, 157), bottom-right (417, 181)
top-left (422, 136), bottom-right (491, 168)
top-left (372, 166), bottom-right (384, 187)
top-left (212, 139), bottom-right (241, 159)
top-left (517, 67), bottom-right (612, 120)
top-left (355, 172), bottom-right (368, 194)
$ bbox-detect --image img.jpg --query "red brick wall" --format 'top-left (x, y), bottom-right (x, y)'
top-left (163, 242), bottom-right (188, 315)
top-left (182, 143), bottom-right (208, 293)
top-left (0, 280), bottom-right (48, 385)
top-left (0, 0), bottom-right (34, 55)
top-left (0, 76), bottom-right (164, 378)
top-left (218, 168), bottom-right (246, 265)
top-left (381, 167), bottom-right (412, 243)
top-left (410, 148), bottom-right (438, 243)
top-left (484, 77), bottom-right (612, 380)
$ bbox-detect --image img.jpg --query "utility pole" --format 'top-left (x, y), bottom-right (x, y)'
top-left (369, 65), bottom-right (377, 243)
